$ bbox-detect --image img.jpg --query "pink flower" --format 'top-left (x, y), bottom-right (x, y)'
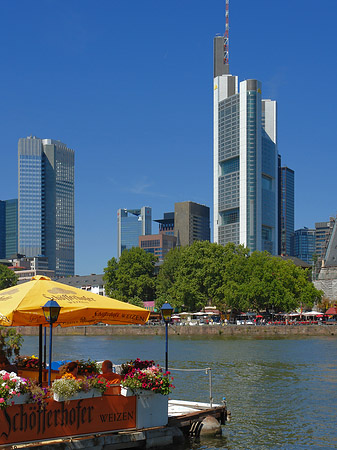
top-left (0, 398), bottom-right (5, 403)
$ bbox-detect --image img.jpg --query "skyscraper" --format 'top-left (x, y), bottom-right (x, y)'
top-left (18, 136), bottom-right (74, 277)
top-left (213, 36), bottom-right (278, 254)
top-left (0, 199), bottom-right (18, 259)
top-left (117, 207), bottom-right (152, 258)
top-left (279, 165), bottom-right (295, 256)
top-left (174, 201), bottom-right (210, 247)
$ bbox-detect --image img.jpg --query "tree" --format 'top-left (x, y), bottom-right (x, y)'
top-left (103, 257), bottom-right (118, 298)
top-left (103, 247), bottom-right (157, 302)
top-left (0, 265), bottom-right (18, 291)
top-left (223, 251), bottom-right (323, 313)
top-left (157, 241), bottom-right (248, 312)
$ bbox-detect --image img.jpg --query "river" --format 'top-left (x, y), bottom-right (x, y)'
top-left (21, 334), bottom-right (337, 450)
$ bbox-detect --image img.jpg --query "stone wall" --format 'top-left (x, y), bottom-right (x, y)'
top-left (15, 324), bottom-right (337, 337)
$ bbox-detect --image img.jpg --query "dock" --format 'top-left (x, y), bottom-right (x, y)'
top-left (0, 399), bottom-right (228, 449)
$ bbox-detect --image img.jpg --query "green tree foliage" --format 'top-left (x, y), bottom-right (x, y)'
top-left (0, 265), bottom-right (18, 290)
top-left (157, 241), bottom-right (248, 312)
top-left (156, 243), bottom-right (322, 313)
top-left (103, 247), bottom-right (157, 302)
top-left (0, 327), bottom-right (23, 360)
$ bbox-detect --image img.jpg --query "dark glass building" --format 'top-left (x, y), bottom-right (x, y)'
top-left (0, 199), bottom-right (18, 259)
top-left (279, 166), bottom-right (295, 256)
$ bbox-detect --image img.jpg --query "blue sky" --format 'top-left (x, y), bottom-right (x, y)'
top-left (0, 0), bottom-right (336, 275)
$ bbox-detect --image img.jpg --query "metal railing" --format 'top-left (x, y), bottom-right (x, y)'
top-left (167, 367), bottom-right (213, 407)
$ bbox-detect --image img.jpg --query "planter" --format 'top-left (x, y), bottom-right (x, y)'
top-left (121, 387), bottom-right (168, 428)
top-left (53, 388), bottom-right (102, 402)
top-left (9, 393), bottom-right (30, 405)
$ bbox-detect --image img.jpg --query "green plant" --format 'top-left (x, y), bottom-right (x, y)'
top-left (0, 327), bottom-right (23, 360)
top-left (0, 370), bottom-right (29, 408)
top-left (51, 375), bottom-right (108, 400)
top-left (15, 354), bottom-right (40, 369)
top-left (51, 377), bottom-right (82, 400)
top-left (121, 364), bottom-right (174, 395)
top-left (76, 359), bottom-right (100, 375)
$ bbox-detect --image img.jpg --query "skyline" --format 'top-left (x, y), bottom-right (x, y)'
top-left (0, 0), bottom-right (336, 275)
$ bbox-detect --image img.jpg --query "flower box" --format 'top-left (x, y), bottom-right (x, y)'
top-left (121, 387), bottom-right (168, 428)
top-left (9, 393), bottom-right (30, 405)
top-left (53, 388), bottom-right (102, 403)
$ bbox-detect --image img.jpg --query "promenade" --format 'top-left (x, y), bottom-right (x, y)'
top-left (15, 324), bottom-right (337, 337)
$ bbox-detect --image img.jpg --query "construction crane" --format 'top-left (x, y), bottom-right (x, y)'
top-left (224, 0), bottom-right (229, 65)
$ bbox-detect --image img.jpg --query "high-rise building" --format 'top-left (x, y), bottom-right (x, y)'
top-left (117, 207), bottom-right (151, 258)
top-left (174, 201), bottom-right (210, 247)
top-left (315, 219), bottom-right (335, 263)
top-left (292, 227), bottom-right (315, 264)
top-left (18, 136), bottom-right (74, 277)
top-left (0, 199), bottom-right (18, 259)
top-left (213, 36), bottom-right (278, 254)
top-left (279, 165), bottom-right (295, 256)
top-left (0, 201), bottom-right (5, 258)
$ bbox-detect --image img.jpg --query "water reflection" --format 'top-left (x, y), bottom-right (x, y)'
top-left (20, 335), bottom-right (337, 449)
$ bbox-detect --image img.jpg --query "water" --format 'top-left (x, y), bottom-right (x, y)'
top-left (21, 334), bottom-right (337, 449)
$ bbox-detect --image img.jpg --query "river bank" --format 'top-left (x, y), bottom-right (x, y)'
top-left (15, 324), bottom-right (337, 337)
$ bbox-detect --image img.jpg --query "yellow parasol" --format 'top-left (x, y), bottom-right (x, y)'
top-left (0, 276), bottom-right (150, 327)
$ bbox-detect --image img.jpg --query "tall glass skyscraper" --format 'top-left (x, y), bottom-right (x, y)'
top-left (213, 36), bottom-right (278, 254)
top-left (18, 136), bottom-right (74, 277)
top-left (279, 166), bottom-right (295, 256)
top-left (117, 207), bottom-right (152, 258)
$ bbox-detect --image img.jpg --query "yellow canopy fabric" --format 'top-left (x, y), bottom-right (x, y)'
top-left (0, 276), bottom-right (150, 327)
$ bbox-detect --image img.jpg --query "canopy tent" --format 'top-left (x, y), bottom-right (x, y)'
top-left (302, 311), bottom-right (322, 316)
top-left (325, 307), bottom-right (337, 315)
top-left (0, 276), bottom-right (150, 327)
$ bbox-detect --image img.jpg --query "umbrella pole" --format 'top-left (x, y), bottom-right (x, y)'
top-left (48, 323), bottom-right (53, 387)
top-left (43, 327), bottom-right (47, 369)
top-left (38, 325), bottom-right (43, 386)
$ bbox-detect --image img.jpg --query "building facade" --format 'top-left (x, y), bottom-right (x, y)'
top-left (0, 199), bottom-right (18, 259)
top-left (279, 166), bottom-right (295, 256)
top-left (174, 201), bottom-right (210, 247)
top-left (117, 207), bottom-right (151, 258)
top-left (18, 136), bottom-right (75, 277)
top-left (292, 227), bottom-right (315, 264)
top-left (139, 234), bottom-right (177, 262)
top-left (315, 219), bottom-right (335, 263)
top-left (213, 36), bottom-right (278, 254)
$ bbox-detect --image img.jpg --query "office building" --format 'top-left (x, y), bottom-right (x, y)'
top-left (279, 166), bottom-right (295, 256)
top-left (213, 35), bottom-right (278, 254)
top-left (174, 201), bottom-right (210, 247)
top-left (117, 207), bottom-right (151, 258)
top-left (315, 219), bottom-right (335, 263)
top-left (292, 227), bottom-right (315, 264)
top-left (18, 136), bottom-right (74, 277)
top-left (154, 212), bottom-right (175, 236)
top-left (0, 199), bottom-right (18, 259)
top-left (139, 234), bottom-right (177, 262)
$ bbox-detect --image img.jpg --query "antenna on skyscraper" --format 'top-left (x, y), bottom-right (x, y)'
top-left (224, 0), bottom-right (229, 65)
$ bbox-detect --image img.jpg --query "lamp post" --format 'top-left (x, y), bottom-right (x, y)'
top-left (42, 300), bottom-right (61, 386)
top-left (161, 302), bottom-right (173, 372)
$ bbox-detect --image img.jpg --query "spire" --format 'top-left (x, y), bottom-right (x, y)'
top-left (224, 0), bottom-right (229, 66)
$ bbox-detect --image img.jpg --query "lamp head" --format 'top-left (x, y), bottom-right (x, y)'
top-left (161, 302), bottom-right (173, 324)
top-left (42, 300), bottom-right (61, 324)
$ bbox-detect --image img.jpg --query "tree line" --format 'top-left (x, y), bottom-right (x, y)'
top-left (103, 242), bottom-right (323, 314)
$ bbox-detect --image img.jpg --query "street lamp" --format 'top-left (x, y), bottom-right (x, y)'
top-left (161, 302), bottom-right (173, 372)
top-left (42, 300), bottom-right (61, 386)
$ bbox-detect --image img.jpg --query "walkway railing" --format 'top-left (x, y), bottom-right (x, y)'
top-left (167, 367), bottom-right (213, 407)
